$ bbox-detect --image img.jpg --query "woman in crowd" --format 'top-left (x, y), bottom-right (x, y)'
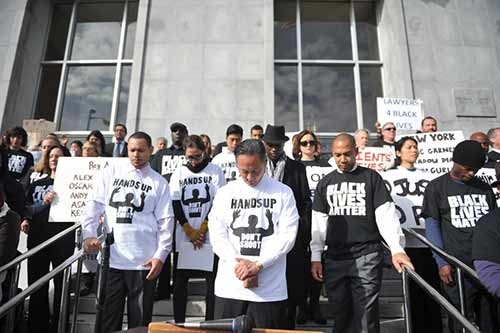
top-left (25, 135), bottom-right (60, 186)
top-left (70, 140), bottom-right (83, 157)
top-left (169, 135), bottom-right (225, 323)
top-left (200, 134), bottom-right (212, 158)
top-left (374, 122), bottom-right (397, 149)
top-left (86, 130), bottom-right (108, 157)
top-left (5, 126), bottom-right (34, 181)
top-left (24, 144), bottom-right (74, 333)
top-left (292, 129), bottom-right (332, 325)
top-left (381, 137), bottom-right (442, 333)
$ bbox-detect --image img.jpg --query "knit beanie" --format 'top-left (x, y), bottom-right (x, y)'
top-left (452, 140), bottom-right (486, 169)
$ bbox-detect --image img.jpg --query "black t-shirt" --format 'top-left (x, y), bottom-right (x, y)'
top-left (313, 166), bottom-right (392, 259)
top-left (7, 149), bottom-right (33, 180)
top-left (472, 208), bottom-right (500, 264)
top-left (150, 145), bottom-right (186, 182)
top-left (422, 173), bottom-right (496, 265)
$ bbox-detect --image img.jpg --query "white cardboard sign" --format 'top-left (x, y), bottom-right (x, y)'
top-left (377, 97), bottom-right (423, 131)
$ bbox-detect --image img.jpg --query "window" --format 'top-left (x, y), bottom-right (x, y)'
top-left (274, 0), bottom-right (382, 134)
top-left (35, 1), bottom-right (138, 132)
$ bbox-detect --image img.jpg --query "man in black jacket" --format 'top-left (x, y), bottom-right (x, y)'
top-left (262, 125), bottom-right (311, 329)
top-left (104, 124), bottom-right (128, 157)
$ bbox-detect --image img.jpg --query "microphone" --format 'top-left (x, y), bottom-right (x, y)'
top-left (176, 315), bottom-right (254, 333)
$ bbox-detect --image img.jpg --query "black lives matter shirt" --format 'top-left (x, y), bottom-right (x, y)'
top-left (150, 146), bottom-right (186, 182)
top-left (313, 166), bottom-right (392, 259)
top-left (422, 173), bottom-right (496, 264)
top-left (7, 149), bottom-right (34, 180)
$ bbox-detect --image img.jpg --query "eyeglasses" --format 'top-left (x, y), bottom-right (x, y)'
top-left (383, 127), bottom-right (396, 131)
top-left (186, 154), bottom-right (204, 162)
top-left (300, 140), bottom-right (316, 147)
top-left (266, 142), bottom-right (284, 149)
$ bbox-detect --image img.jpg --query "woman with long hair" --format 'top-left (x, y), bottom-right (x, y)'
top-left (27, 135), bottom-right (60, 185)
top-left (382, 137), bottom-right (442, 333)
top-left (292, 129), bottom-right (332, 325)
top-left (25, 144), bottom-right (75, 333)
top-left (87, 130), bottom-right (108, 157)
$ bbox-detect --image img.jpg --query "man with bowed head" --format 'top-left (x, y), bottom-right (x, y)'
top-left (82, 132), bottom-right (175, 332)
top-left (311, 133), bottom-right (413, 333)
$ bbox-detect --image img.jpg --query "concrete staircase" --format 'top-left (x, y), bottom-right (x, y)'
top-left (69, 267), bottom-right (406, 333)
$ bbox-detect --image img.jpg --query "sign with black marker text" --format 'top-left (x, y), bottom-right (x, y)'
top-left (377, 97), bottom-right (423, 131)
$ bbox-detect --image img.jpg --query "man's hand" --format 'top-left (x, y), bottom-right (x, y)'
top-left (20, 219), bottom-right (30, 234)
top-left (392, 252), bottom-right (414, 273)
top-left (311, 261), bottom-right (323, 282)
top-left (439, 264), bottom-right (454, 285)
top-left (144, 258), bottom-right (164, 280)
top-left (83, 237), bottom-right (102, 253)
top-left (243, 275), bottom-right (258, 288)
top-left (43, 191), bottom-right (56, 205)
top-left (234, 258), bottom-right (261, 280)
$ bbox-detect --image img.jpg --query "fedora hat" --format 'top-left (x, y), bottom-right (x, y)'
top-left (262, 125), bottom-right (289, 144)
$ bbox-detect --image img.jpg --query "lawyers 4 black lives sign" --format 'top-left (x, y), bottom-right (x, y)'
top-left (49, 157), bottom-right (129, 222)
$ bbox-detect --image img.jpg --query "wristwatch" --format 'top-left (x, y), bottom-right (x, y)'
top-left (255, 261), bottom-right (263, 272)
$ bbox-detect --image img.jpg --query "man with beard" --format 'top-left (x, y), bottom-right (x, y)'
top-left (151, 122), bottom-right (188, 300)
top-left (261, 125), bottom-right (311, 329)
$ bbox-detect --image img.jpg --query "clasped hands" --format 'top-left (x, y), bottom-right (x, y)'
top-left (234, 258), bottom-right (262, 289)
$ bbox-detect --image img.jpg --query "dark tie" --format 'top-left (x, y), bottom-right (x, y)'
top-left (114, 142), bottom-right (121, 157)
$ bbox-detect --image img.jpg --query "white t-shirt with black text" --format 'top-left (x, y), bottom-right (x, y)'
top-left (211, 149), bottom-right (239, 183)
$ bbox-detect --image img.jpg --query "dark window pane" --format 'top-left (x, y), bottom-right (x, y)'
top-left (355, 2), bottom-right (379, 60)
top-left (116, 65), bottom-right (131, 125)
top-left (35, 66), bottom-right (62, 121)
top-left (301, 2), bottom-right (351, 60)
top-left (45, 5), bottom-right (72, 60)
top-left (360, 66), bottom-right (382, 130)
top-left (60, 66), bottom-right (116, 131)
top-left (124, 1), bottom-right (138, 59)
top-left (303, 65), bottom-right (356, 132)
top-left (274, 1), bottom-right (297, 59)
top-left (275, 65), bottom-right (299, 132)
top-left (71, 3), bottom-right (123, 60)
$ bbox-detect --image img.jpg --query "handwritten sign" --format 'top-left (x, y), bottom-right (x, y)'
top-left (49, 157), bottom-right (129, 222)
top-left (377, 97), bottom-right (423, 131)
top-left (356, 147), bottom-right (395, 172)
top-left (305, 165), bottom-right (335, 199)
top-left (397, 131), bottom-right (464, 175)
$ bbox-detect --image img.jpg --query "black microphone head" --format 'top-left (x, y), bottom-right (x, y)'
top-left (233, 315), bottom-right (254, 333)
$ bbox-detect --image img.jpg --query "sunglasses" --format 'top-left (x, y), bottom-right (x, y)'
top-left (186, 154), bottom-right (204, 162)
top-left (266, 142), bottom-right (284, 149)
top-left (383, 127), bottom-right (396, 131)
top-left (300, 140), bottom-right (316, 147)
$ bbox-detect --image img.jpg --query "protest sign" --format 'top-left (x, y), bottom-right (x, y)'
top-left (397, 131), bottom-right (464, 175)
top-left (23, 119), bottom-right (56, 148)
top-left (356, 147), bottom-right (395, 172)
top-left (49, 157), bottom-right (129, 222)
top-left (377, 97), bottom-right (423, 131)
top-left (305, 164), bottom-right (335, 199)
top-left (475, 167), bottom-right (500, 206)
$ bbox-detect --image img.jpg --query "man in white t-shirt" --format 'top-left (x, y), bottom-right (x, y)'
top-left (211, 124), bottom-right (243, 182)
top-left (208, 139), bottom-right (299, 328)
top-left (82, 132), bottom-right (175, 332)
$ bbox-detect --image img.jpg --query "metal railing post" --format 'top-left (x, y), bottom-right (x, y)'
top-left (71, 228), bottom-right (83, 333)
top-left (456, 267), bottom-right (467, 333)
top-left (401, 268), bottom-right (412, 333)
top-left (95, 231), bottom-right (114, 333)
top-left (58, 266), bottom-right (72, 333)
top-left (4, 264), bottom-right (21, 333)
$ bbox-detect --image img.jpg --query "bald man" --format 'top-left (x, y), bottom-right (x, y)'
top-left (470, 132), bottom-right (490, 154)
top-left (310, 134), bottom-right (413, 333)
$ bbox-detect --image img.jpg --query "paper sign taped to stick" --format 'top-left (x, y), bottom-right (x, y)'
top-left (475, 167), bottom-right (500, 206)
top-left (396, 131), bottom-right (464, 175)
top-left (49, 157), bottom-right (129, 222)
top-left (377, 97), bottom-right (423, 131)
top-left (356, 147), bottom-right (395, 172)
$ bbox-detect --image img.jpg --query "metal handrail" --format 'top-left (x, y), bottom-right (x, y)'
top-left (0, 249), bottom-right (84, 318)
top-left (402, 267), bottom-right (480, 333)
top-left (0, 223), bottom-right (81, 274)
top-left (403, 228), bottom-right (479, 282)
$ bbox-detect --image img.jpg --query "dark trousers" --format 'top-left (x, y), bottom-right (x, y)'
top-left (214, 296), bottom-right (287, 329)
top-left (0, 210), bottom-right (20, 267)
top-left (27, 226), bottom-right (74, 333)
top-left (444, 273), bottom-right (498, 333)
top-left (100, 268), bottom-right (156, 333)
top-left (156, 253), bottom-right (172, 298)
top-left (406, 248), bottom-right (443, 333)
top-left (299, 250), bottom-right (322, 316)
top-left (324, 250), bottom-right (383, 333)
top-left (285, 244), bottom-right (307, 329)
top-left (173, 253), bottom-right (217, 323)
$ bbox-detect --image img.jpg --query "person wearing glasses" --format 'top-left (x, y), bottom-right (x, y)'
top-left (262, 125), bottom-right (312, 329)
top-left (169, 135), bottom-right (225, 323)
top-left (373, 122), bottom-right (397, 149)
top-left (212, 124), bottom-right (243, 183)
top-left (291, 129), bottom-right (332, 325)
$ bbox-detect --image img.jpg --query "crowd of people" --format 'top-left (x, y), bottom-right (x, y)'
top-left (0, 116), bottom-right (499, 333)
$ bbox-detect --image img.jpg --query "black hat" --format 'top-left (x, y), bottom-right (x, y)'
top-left (170, 122), bottom-right (188, 133)
top-left (452, 140), bottom-right (486, 170)
top-left (490, 163), bottom-right (500, 187)
top-left (262, 125), bottom-right (289, 144)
